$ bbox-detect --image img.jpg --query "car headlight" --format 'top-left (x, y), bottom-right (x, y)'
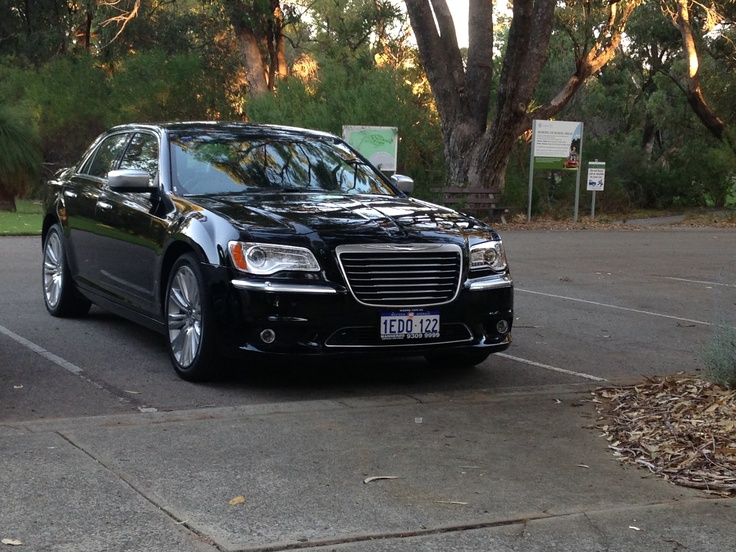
top-left (469, 241), bottom-right (507, 272)
top-left (228, 242), bottom-right (320, 275)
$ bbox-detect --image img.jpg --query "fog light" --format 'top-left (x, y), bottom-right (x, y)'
top-left (496, 320), bottom-right (509, 334)
top-left (260, 329), bottom-right (276, 344)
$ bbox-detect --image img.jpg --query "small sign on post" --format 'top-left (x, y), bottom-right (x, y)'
top-left (586, 161), bottom-right (606, 220)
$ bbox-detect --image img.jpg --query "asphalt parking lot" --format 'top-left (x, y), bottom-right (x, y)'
top-left (2, 228), bottom-right (733, 420)
top-left (2, 228), bottom-right (735, 551)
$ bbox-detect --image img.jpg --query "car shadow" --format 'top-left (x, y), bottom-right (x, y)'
top-left (79, 307), bottom-right (494, 396)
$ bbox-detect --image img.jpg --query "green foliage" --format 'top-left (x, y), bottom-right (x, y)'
top-left (703, 324), bottom-right (736, 389)
top-left (2, 0), bottom-right (736, 215)
top-left (307, 0), bottom-right (405, 65)
top-left (108, 50), bottom-right (237, 124)
top-left (245, 59), bottom-right (446, 193)
top-left (668, 142), bottom-right (736, 208)
top-left (0, 0), bottom-right (76, 65)
top-left (21, 54), bottom-right (109, 169)
top-left (0, 106), bottom-right (42, 207)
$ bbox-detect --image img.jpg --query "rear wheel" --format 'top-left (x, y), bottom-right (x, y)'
top-left (165, 253), bottom-right (220, 381)
top-left (42, 225), bottom-right (91, 317)
top-left (424, 349), bottom-right (491, 369)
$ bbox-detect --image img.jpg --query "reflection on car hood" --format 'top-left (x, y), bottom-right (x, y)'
top-left (191, 193), bottom-right (496, 242)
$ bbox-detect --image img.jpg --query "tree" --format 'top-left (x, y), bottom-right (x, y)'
top-left (667, 0), bottom-right (733, 149)
top-left (0, 108), bottom-right (41, 211)
top-left (306, 0), bottom-right (407, 64)
top-left (403, 0), bottom-right (640, 191)
top-left (221, 0), bottom-right (290, 95)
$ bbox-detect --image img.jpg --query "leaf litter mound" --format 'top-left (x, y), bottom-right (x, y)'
top-left (593, 374), bottom-right (736, 496)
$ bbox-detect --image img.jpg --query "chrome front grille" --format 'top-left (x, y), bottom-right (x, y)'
top-left (336, 244), bottom-right (462, 307)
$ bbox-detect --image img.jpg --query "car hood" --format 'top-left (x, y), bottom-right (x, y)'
top-left (191, 193), bottom-right (498, 244)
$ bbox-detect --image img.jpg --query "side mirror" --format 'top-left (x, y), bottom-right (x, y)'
top-left (107, 169), bottom-right (156, 193)
top-left (391, 174), bottom-right (414, 195)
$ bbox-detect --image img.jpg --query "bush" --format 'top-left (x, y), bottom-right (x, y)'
top-left (108, 50), bottom-right (236, 124)
top-left (22, 54), bottom-right (109, 171)
top-left (702, 324), bottom-right (736, 389)
top-left (0, 106), bottom-right (41, 209)
top-left (245, 60), bottom-right (447, 195)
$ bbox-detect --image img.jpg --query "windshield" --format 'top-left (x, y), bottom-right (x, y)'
top-left (169, 131), bottom-right (395, 196)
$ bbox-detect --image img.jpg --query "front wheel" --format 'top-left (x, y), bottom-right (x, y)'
top-left (42, 225), bottom-right (91, 317)
top-left (424, 349), bottom-right (491, 369)
top-left (165, 253), bottom-right (220, 382)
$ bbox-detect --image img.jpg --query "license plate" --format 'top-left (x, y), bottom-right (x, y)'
top-left (380, 311), bottom-right (440, 341)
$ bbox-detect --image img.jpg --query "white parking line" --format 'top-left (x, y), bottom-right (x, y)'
top-left (496, 352), bottom-right (607, 382)
top-left (517, 289), bottom-right (712, 327)
top-left (663, 276), bottom-right (736, 288)
top-left (0, 324), bottom-right (84, 375)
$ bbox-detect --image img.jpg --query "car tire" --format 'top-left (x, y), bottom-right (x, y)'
top-left (42, 224), bottom-right (92, 317)
top-left (424, 349), bottom-right (491, 369)
top-left (165, 253), bottom-right (220, 381)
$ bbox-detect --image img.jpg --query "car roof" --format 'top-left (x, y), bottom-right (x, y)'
top-left (108, 122), bottom-right (340, 141)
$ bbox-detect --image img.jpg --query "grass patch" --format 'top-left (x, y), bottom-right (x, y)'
top-left (0, 199), bottom-right (43, 236)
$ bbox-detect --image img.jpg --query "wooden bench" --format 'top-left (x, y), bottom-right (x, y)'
top-left (429, 186), bottom-right (508, 223)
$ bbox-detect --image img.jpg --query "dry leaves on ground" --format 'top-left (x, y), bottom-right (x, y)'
top-left (592, 374), bottom-right (736, 497)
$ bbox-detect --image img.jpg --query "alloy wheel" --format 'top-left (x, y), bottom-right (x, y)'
top-left (167, 265), bottom-right (203, 368)
top-left (43, 231), bottom-right (64, 309)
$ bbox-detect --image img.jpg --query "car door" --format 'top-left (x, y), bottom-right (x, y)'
top-left (64, 132), bottom-right (131, 290)
top-left (93, 132), bottom-right (165, 314)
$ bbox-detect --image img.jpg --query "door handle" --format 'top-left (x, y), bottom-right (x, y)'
top-left (63, 190), bottom-right (78, 199)
top-left (97, 201), bottom-right (113, 211)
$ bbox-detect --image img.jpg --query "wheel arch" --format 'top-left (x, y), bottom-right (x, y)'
top-left (159, 210), bottom-right (229, 296)
top-left (41, 214), bottom-right (61, 246)
top-left (159, 240), bottom-right (197, 313)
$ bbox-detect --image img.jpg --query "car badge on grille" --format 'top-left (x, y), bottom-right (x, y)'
top-left (362, 244), bottom-right (440, 252)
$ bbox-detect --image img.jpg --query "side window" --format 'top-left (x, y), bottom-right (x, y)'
top-left (82, 134), bottom-right (130, 178)
top-left (120, 133), bottom-right (159, 185)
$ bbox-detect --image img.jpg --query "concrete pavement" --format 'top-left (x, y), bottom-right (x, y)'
top-left (2, 383), bottom-right (734, 551)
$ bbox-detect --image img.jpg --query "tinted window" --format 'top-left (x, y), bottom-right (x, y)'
top-left (170, 133), bottom-right (394, 196)
top-left (83, 134), bottom-right (130, 178)
top-left (120, 133), bottom-right (159, 185)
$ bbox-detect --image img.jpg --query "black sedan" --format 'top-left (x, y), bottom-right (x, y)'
top-left (42, 122), bottom-right (513, 381)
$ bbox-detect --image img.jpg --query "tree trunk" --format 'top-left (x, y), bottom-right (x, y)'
top-left (675, 0), bottom-right (730, 147)
top-left (404, 0), bottom-right (493, 184)
top-left (0, 189), bottom-right (17, 212)
top-left (223, 0), bottom-right (270, 96)
top-left (236, 24), bottom-right (270, 96)
top-left (272, 0), bottom-right (288, 81)
top-left (479, 0), bottom-right (556, 190)
top-left (405, 0), bottom-right (638, 192)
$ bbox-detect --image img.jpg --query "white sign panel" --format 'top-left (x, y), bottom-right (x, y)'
top-left (342, 126), bottom-right (398, 171)
top-left (587, 162), bottom-right (606, 191)
top-left (532, 120), bottom-right (583, 170)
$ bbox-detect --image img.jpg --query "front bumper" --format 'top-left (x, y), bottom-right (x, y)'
top-left (212, 271), bottom-right (513, 358)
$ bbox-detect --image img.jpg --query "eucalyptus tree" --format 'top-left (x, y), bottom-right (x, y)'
top-left (665, 0), bottom-right (735, 148)
top-left (403, 0), bottom-right (640, 191)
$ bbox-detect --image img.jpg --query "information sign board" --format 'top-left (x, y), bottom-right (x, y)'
top-left (342, 126), bottom-right (398, 171)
